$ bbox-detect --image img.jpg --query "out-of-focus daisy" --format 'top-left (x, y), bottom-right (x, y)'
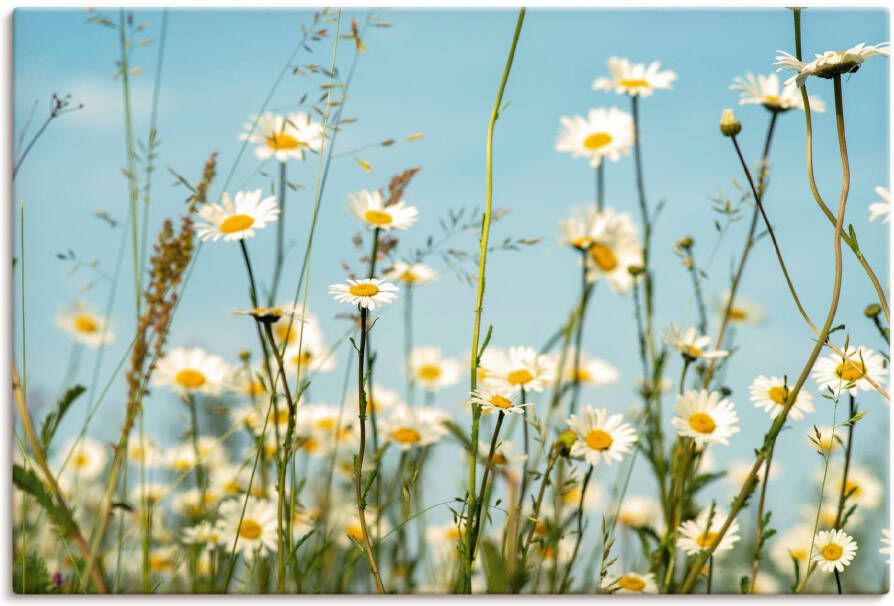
top-left (196, 189), bottom-right (279, 242)
top-left (556, 108), bottom-right (634, 168)
top-left (284, 338), bottom-right (336, 376)
top-left (809, 425), bottom-right (842, 455)
top-left (154, 347), bottom-right (232, 397)
top-left (559, 478), bottom-right (602, 511)
top-left (812, 345), bottom-right (887, 396)
top-left (228, 367), bottom-right (269, 402)
top-left (559, 205), bottom-right (600, 251)
top-left (474, 440), bottom-right (527, 478)
top-left (352, 383), bottom-right (402, 415)
top-left (749, 375), bottom-right (814, 420)
top-left (718, 291), bottom-right (766, 325)
top-left (127, 435), bottom-right (163, 468)
top-left (592, 57), bottom-right (676, 97)
top-left (869, 186), bottom-right (891, 223)
top-left (215, 498), bottom-right (278, 561)
top-left (826, 464), bottom-right (883, 510)
top-left (617, 495), bottom-right (660, 529)
top-left (776, 43), bottom-right (890, 87)
top-left (581, 207), bottom-right (643, 294)
top-left (383, 261), bottom-right (437, 285)
top-left (410, 346), bottom-right (461, 391)
top-left (727, 459), bottom-right (780, 491)
top-left (676, 507), bottom-right (740, 555)
top-left (329, 278), bottom-right (398, 310)
top-left (731, 72), bottom-right (826, 113)
top-left (165, 443), bottom-right (198, 475)
top-left (564, 348), bottom-right (620, 387)
top-left (129, 482), bottom-right (167, 509)
top-left (349, 189), bottom-right (418, 231)
top-left (57, 437), bottom-right (107, 480)
top-left (635, 376), bottom-right (673, 398)
top-left (602, 570), bottom-right (658, 594)
top-left (802, 499), bottom-right (865, 531)
top-left (537, 536), bottom-right (576, 570)
top-left (566, 405), bottom-right (638, 467)
top-left (330, 502), bottom-right (390, 548)
top-left (470, 384), bottom-right (528, 416)
top-left (182, 520), bottom-right (222, 552)
top-left (425, 521), bottom-right (464, 563)
top-left (240, 111), bottom-right (323, 162)
top-left (172, 488), bottom-right (220, 520)
top-left (662, 324), bottom-right (729, 360)
top-left (811, 529), bottom-right (858, 573)
top-left (296, 403), bottom-right (357, 456)
top-left (770, 524), bottom-right (814, 573)
top-left (881, 529), bottom-right (890, 564)
top-left (672, 390), bottom-right (740, 447)
top-left (55, 301), bottom-right (114, 347)
top-left (480, 346), bottom-right (556, 393)
top-left (379, 405), bottom-right (448, 451)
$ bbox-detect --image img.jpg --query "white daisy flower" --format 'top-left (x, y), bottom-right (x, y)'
top-left (602, 570), bottom-right (658, 594)
top-left (379, 405), bottom-right (448, 451)
top-left (329, 278), bottom-right (399, 310)
top-left (770, 523), bottom-right (814, 573)
top-left (127, 435), bottom-right (163, 468)
top-left (425, 521), bottom-right (464, 563)
top-left (56, 437), bottom-right (107, 481)
top-left (812, 345), bottom-right (887, 396)
top-left (556, 107), bottom-right (634, 167)
top-left (383, 261), bottom-right (437, 285)
top-left (802, 499), bottom-right (865, 531)
top-left (566, 405), bottom-right (638, 467)
top-left (809, 424), bottom-right (842, 455)
top-left (215, 498), bottom-right (278, 561)
top-left (731, 72), bottom-right (826, 113)
top-left (811, 529), bottom-right (858, 573)
top-left (719, 291), bottom-right (766, 324)
top-left (296, 403), bottom-right (357, 455)
top-left (283, 333), bottom-right (337, 376)
top-left (726, 459), bottom-right (780, 491)
top-left (410, 346), bottom-right (461, 391)
top-left (776, 43), bottom-right (890, 87)
top-left (672, 389), bottom-right (740, 447)
top-left (826, 464), bottom-right (883, 510)
top-left (676, 507), bottom-right (740, 555)
top-left (349, 189), bottom-right (418, 231)
top-left (564, 347), bottom-right (620, 387)
top-left (196, 189), bottom-right (279, 242)
top-left (240, 111), bottom-right (323, 163)
top-left (869, 186), bottom-right (891, 223)
top-left (182, 520), bottom-right (222, 551)
top-left (592, 56), bottom-right (677, 97)
top-left (749, 375), bottom-right (814, 420)
top-left (880, 529), bottom-right (890, 564)
top-left (475, 439), bottom-right (527, 472)
top-left (559, 205), bottom-right (601, 251)
top-left (559, 478), bottom-right (602, 511)
top-left (581, 207), bottom-right (643, 294)
top-left (480, 346), bottom-right (556, 393)
top-left (351, 383), bottom-right (402, 415)
top-left (55, 301), bottom-right (114, 347)
top-left (538, 536), bottom-right (576, 570)
top-left (470, 384), bottom-right (528, 416)
top-left (617, 495), bottom-right (661, 529)
top-left (172, 487), bottom-right (220, 520)
top-left (662, 324), bottom-right (729, 360)
top-left (154, 347), bottom-right (232, 396)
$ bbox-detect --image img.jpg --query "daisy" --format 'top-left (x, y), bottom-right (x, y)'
top-left (538, 536), bottom-right (576, 570)
top-left (284, 337), bottom-right (337, 375)
top-left (182, 520), bottom-right (222, 552)
top-left (662, 324), bottom-right (729, 360)
top-left (727, 459), bottom-right (780, 490)
top-left (55, 301), bottom-right (114, 347)
top-left (349, 189), bottom-right (418, 231)
top-left (351, 383), bottom-right (402, 415)
top-left (154, 347), bottom-right (232, 397)
top-left (672, 390), bottom-right (740, 447)
top-left (426, 521), bottom-right (464, 563)
top-left (480, 346), bottom-right (556, 393)
top-left (379, 405), bottom-right (448, 451)
top-left (475, 440), bottom-right (528, 478)
top-left (470, 384), bottom-right (529, 416)
top-left (127, 435), bottom-right (163, 468)
top-left (617, 495), bottom-right (660, 529)
top-left (880, 529), bottom-right (890, 564)
top-left (330, 502), bottom-right (391, 548)
top-left (564, 348), bottom-right (620, 387)
top-left (196, 189), bottom-right (279, 242)
top-left (57, 437), bottom-right (107, 481)
top-left (559, 478), bottom-right (602, 511)
top-left (869, 186), bottom-right (891, 223)
top-left (770, 524), bottom-right (814, 573)
top-left (296, 403), bottom-right (358, 455)
top-left (731, 72), bottom-right (826, 113)
top-left (811, 529), bottom-right (858, 573)
top-left (240, 111), bottom-right (323, 163)
top-left (826, 464), bottom-right (883, 510)
top-left (556, 107), bottom-right (634, 168)
top-left (812, 345), bottom-right (887, 396)
top-left (383, 261), bottom-right (437, 285)
top-left (719, 291), bottom-right (766, 324)
top-left (172, 488), bottom-right (220, 520)
top-left (566, 405), bottom-right (638, 467)
top-left (329, 278), bottom-right (399, 310)
top-left (215, 498), bottom-right (278, 561)
top-left (809, 424), bottom-right (842, 455)
top-left (602, 570), bottom-right (658, 594)
top-left (581, 207), bottom-right (643, 294)
top-left (776, 43), bottom-right (890, 87)
top-left (749, 375), bottom-right (814, 420)
top-left (676, 507), bottom-right (740, 555)
top-left (269, 310), bottom-right (315, 347)
top-left (559, 205), bottom-right (601, 251)
top-left (592, 56), bottom-right (676, 97)
top-left (410, 346), bottom-right (461, 391)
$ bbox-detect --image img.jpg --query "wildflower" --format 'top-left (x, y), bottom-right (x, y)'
top-left (672, 390), bottom-right (739, 447)
top-left (662, 324), bottom-right (729, 360)
top-left (826, 464), bottom-right (883, 510)
top-left (127, 435), bottom-right (163, 468)
top-left (196, 189), bottom-right (279, 242)
top-left (240, 111), bottom-right (323, 162)
top-left (869, 186), bottom-right (891, 223)
top-left (154, 347), bottom-right (232, 396)
top-left (812, 345), bottom-right (887, 396)
top-left (811, 529), bottom-right (858, 573)
top-left (770, 524), bottom-right (814, 572)
top-left (379, 405), bottom-right (448, 451)
top-left (329, 278), bottom-right (399, 310)
top-left (410, 346), bottom-right (461, 391)
top-left (556, 107), bottom-right (634, 167)
top-left (676, 507), bottom-right (740, 555)
top-left (592, 56), bottom-right (677, 97)
top-left (475, 439), bottom-right (527, 472)
top-left (234, 304), bottom-right (302, 324)
top-left (559, 478), bottom-right (602, 511)
top-left (330, 502), bottom-right (390, 547)
top-left (719, 108), bottom-right (741, 137)
top-left (349, 189), bottom-right (418, 231)
top-left (727, 459), bottom-right (780, 490)
top-left (881, 529), bottom-right (890, 564)
top-left (425, 521), bottom-right (465, 563)
top-left (351, 383), bottom-right (402, 415)
top-left (55, 301), bottom-right (114, 347)
top-left (296, 403), bottom-right (358, 455)
top-left (182, 521), bottom-right (222, 551)
top-left (538, 536), bottom-right (576, 570)
top-left (602, 570), bottom-right (658, 594)
top-left (383, 261), bottom-right (437, 284)
top-left (215, 498), bottom-right (278, 561)
top-left (128, 482), bottom-right (167, 507)
top-left (479, 346), bottom-right (556, 393)
top-left (581, 208), bottom-right (643, 294)
top-left (775, 43), bottom-right (890, 87)
top-left (617, 495), bottom-right (660, 529)
top-left (563, 348), bottom-right (620, 386)
top-left (719, 291), bottom-right (766, 324)
top-left (731, 72), bottom-right (826, 112)
top-left (56, 437), bottom-right (107, 480)
top-left (470, 384), bottom-right (528, 416)
top-left (172, 488), bottom-right (220, 519)
top-left (270, 310), bottom-right (316, 346)
top-left (566, 405), bottom-right (638, 467)
top-left (809, 425), bottom-right (841, 455)
top-left (284, 336), bottom-right (337, 375)
top-left (749, 375), bottom-right (814, 420)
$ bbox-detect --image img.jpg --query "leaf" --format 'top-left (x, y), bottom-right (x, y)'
top-left (480, 539), bottom-right (507, 593)
top-left (12, 465), bottom-right (74, 535)
top-left (40, 385), bottom-right (85, 449)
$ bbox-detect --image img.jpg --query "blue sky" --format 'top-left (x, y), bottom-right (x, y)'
top-left (13, 8), bottom-right (890, 539)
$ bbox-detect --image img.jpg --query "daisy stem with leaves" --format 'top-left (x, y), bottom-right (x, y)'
top-left (833, 394), bottom-right (858, 529)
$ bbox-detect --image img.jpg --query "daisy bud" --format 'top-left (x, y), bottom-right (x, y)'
top-left (628, 265), bottom-right (645, 277)
top-left (239, 350), bottom-right (251, 362)
top-left (555, 429), bottom-right (578, 457)
top-left (676, 236), bottom-right (693, 250)
top-left (864, 303), bottom-right (882, 318)
top-left (720, 109), bottom-right (742, 137)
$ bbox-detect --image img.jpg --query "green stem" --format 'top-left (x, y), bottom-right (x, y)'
top-left (269, 161), bottom-right (288, 306)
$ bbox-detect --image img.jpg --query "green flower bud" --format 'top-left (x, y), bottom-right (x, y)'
top-left (720, 108), bottom-right (742, 137)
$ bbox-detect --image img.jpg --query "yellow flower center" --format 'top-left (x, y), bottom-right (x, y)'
top-left (570, 235), bottom-right (593, 250)
top-left (688, 413), bottom-right (716, 434)
top-left (315, 418), bottom-right (336, 431)
top-left (619, 78), bottom-right (650, 89)
top-left (266, 132), bottom-right (303, 150)
top-left (300, 437), bottom-right (319, 454)
top-left (74, 453), bottom-right (91, 469)
top-left (275, 324), bottom-right (297, 343)
top-left (417, 364), bottom-right (442, 381)
top-left (349, 283), bottom-right (379, 297)
top-left (74, 314), bottom-right (99, 334)
top-left (347, 524), bottom-right (364, 541)
top-left (764, 95), bottom-right (781, 104)
top-left (291, 351), bottom-right (314, 367)
top-left (219, 213), bottom-right (255, 234)
top-left (400, 270), bottom-right (419, 282)
top-left (239, 519), bottom-right (262, 540)
top-left (845, 480), bottom-right (862, 497)
top-left (821, 543), bottom-right (844, 561)
top-left (507, 369), bottom-right (534, 386)
top-left (696, 531), bottom-right (718, 548)
top-left (490, 394), bottom-right (513, 409)
top-left (790, 548), bottom-right (807, 561)
top-left (836, 360), bottom-right (865, 382)
top-left (574, 368), bottom-right (593, 383)
top-left (364, 209), bottom-right (394, 226)
top-left (392, 427), bottom-right (422, 444)
top-left (618, 575), bottom-right (646, 591)
top-left (562, 488), bottom-right (582, 506)
top-left (446, 527), bottom-right (460, 540)
top-left (768, 386), bottom-right (787, 405)
top-left (491, 452), bottom-right (509, 465)
top-left (589, 243), bottom-right (618, 271)
top-left (534, 520), bottom-right (549, 535)
top-left (223, 480), bottom-right (242, 495)
top-left (174, 368), bottom-right (207, 389)
top-left (685, 345), bottom-right (703, 358)
top-left (149, 553), bottom-right (175, 573)
top-left (728, 307), bottom-right (749, 322)
top-left (583, 131), bottom-right (613, 151)
top-left (585, 429), bottom-right (614, 451)
top-left (246, 380), bottom-right (265, 396)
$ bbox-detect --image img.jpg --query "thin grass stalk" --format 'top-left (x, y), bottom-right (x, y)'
top-left (559, 463), bottom-right (594, 591)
